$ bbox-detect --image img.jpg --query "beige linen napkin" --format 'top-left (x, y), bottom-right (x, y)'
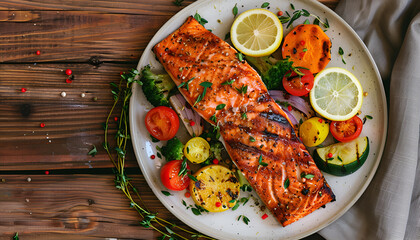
top-left (319, 1), bottom-right (420, 239)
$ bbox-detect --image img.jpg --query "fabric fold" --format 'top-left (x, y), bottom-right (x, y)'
top-left (319, 1), bottom-right (420, 239)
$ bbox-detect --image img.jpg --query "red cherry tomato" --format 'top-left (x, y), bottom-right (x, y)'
top-left (282, 69), bottom-right (314, 96)
top-left (160, 160), bottom-right (189, 191)
top-left (145, 106), bottom-right (179, 141)
top-left (330, 115), bottom-right (363, 142)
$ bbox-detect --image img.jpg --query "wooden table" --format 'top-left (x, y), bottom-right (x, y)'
top-left (0, 0), bottom-right (338, 239)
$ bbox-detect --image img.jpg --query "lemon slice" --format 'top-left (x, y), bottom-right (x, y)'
top-left (230, 9), bottom-right (283, 57)
top-left (310, 67), bottom-right (363, 121)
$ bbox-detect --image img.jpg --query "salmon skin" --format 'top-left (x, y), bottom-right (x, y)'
top-left (153, 16), bottom-right (335, 226)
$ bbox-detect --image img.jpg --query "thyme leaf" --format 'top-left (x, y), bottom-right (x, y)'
top-left (258, 155), bottom-right (268, 167)
top-left (221, 79), bottom-right (235, 85)
top-left (284, 178), bottom-right (290, 188)
top-left (88, 145), bottom-right (97, 157)
top-left (194, 13), bottom-right (208, 26)
top-left (233, 3), bottom-right (238, 17)
top-left (261, 2), bottom-right (269, 8)
top-left (161, 191), bottom-right (172, 196)
top-left (215, 104), bottom-right (226, 110)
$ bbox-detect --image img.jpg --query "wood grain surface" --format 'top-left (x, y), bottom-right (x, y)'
top-left (0, 63), bottom-right (138, 170)
top-left (0, 0), bottom-right (338, 239)
top-left (0, 174), bottom-right (191, 240)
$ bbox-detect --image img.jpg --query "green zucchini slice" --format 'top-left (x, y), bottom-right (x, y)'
top-left (313, 137), bottom-right (369, 176)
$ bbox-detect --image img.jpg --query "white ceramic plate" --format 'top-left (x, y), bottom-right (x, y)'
top-left (129, 0), bottom-right (387, 239)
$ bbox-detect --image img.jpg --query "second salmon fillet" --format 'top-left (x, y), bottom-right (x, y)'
top-left (153, 16), bottom-right (335, 226)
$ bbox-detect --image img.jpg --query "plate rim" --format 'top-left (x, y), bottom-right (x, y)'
top-left (129, 0), bottom-right (388, 239)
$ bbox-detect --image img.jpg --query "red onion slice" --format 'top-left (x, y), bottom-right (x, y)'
top-left (281, 107), bottom-right (299, 125)
top-left (169, 94), bottom-right (203, 137)
top-left (269, 90), bottom-right (314, 117)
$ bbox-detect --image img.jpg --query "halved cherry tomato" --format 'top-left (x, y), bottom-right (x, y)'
top-left (160, 160), bottom-right (189, 191)
top-left (330, 115), bottom-right (363, 142)
top-left (282, 69), bottom-right (314, 96)
top-left (145, 106), bottom-right (179, 141)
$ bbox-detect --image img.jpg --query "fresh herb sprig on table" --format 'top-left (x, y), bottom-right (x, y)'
top-left (104, 69), bottom-right (215, 240)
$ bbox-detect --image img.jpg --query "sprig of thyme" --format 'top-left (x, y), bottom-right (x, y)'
top-left (104, 69), bottom-right (215, 240)
top-left (279, 5), bottom-right (330, 29)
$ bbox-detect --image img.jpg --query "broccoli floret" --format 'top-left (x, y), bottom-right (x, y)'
top-left (140, 65), bottom-right (176, 107)
top-left (161, 137), bottom-right (184, 161)
top-left (246, 56), bottom-right (293, 90)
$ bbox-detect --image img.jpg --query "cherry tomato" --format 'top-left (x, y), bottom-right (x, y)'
top-left (145, 106), bottom-right (179, 141)
top-left (330, 115), bottom-right (363, 142)
top-left (282, 69), bottom-right (314, 96)
top-left (160, 160), bottom-right (189, 191)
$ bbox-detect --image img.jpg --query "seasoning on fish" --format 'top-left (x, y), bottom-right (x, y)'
top-left (153, 16), bottom-right (335, 226)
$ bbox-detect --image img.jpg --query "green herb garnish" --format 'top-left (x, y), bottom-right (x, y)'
top-left (194, 13), bottom-right (208, 26)
top-left (216, 104), bottom-right (226, 110)
top-left (188, 174), bottom-right (198, 182)
top-left (210, 114), bottom-right (217, 123)
top-left (338, 47), bottom-right (346, 64)
top-left (258, 155), bottom-right (268, 167)
top-left (236, 85), bottom-right (248, 94)
top-left (178, 158), bottom-right (188, 176)
top-left (88, 145), bottom-right (97, 157)
top-left (279, 8), bottom-right (330, 29)
top-left (161, 191), bottom-right (172, 196)
top-left (194, 81), bottom-right (212, 106)
top-left (304, 174), bottom-right (314, 179)
top-left (261, 2), bottom-right (270, 8)
top-left (249, 136), bottom-right (256, 142)
top-left (233, 3), bottom-right (238, 17)
top-left (242, 215), bottom-right (250, 225)
top-left (236, 52), bottom-right (244, 62)
top-left (284, 178), bottom-right (290, 188)
top-left (221, 79), bottom-right (235, 85)
top-left (241, 112), bottom-right (247, 119)
top-left (177, 77), bottom-right (195, 91)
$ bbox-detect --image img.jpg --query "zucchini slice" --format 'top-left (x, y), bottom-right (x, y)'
top-left (189, 165), bottom-right (240, 212)
top-left (313, 137), bottom-right (369, 176)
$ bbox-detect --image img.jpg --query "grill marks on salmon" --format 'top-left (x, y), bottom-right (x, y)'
top-left (153, 16), bottom-right (335, 226)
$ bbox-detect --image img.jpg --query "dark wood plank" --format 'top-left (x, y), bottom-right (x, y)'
top-left (0, 63), bottom-right (139, 170)
top-left (0, 0), bottom-right (339, 63)
top-left (0, 11), bottom-right (171, 63)
top-left (0, 174), bottom-right (194, 239)
top-left (0, 0), bottom-right (195, 15)
top-left (0, 0), bottom-right (337, 14)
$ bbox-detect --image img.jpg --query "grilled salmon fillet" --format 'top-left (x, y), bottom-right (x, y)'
top-left (153, 16), bottom-right (335, 226)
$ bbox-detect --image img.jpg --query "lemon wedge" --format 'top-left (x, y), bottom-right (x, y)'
top-left (230, 9), bottom-right (283, 57)
top-left (310, 67), bottom-right (363, 121)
